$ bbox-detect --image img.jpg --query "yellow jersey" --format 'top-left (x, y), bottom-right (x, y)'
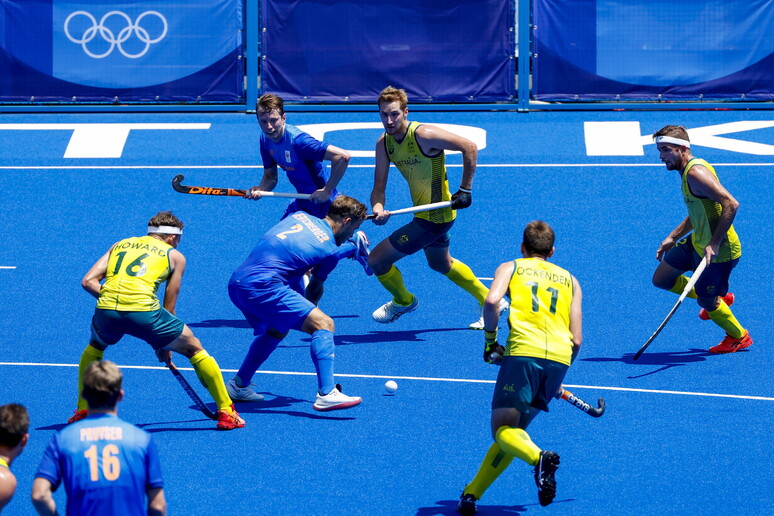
top-left (505, 258), bottom-right (575, 366)
top-left (96, 236), bottom-right (174, 311)
top-left (681, 158), bottom-right (741, 262)
top-left (384, 121), bottom-right (455, 223)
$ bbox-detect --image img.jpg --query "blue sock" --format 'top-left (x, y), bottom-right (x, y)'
top-left (236, 334), bottom-right (281, 386)
top-left (310, 329), bottom-right (335, 394)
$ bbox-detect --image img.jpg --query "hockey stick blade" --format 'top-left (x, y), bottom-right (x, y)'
top-left (559, 388), bottom-right (605, 418)
top-left (172, 174), bottom-right (246, 197)
top-left (167, 361), bottom-right (217, 420)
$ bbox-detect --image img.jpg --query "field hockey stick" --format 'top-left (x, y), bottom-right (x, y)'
top-left (633, 257), bottom-right (708, 360)
top-left (171, 175), bottom-right (311, 199)
top-left (166, 361), bottom-right (217, 420)
top-left (366, 201), bottom-right (453, 220)
top-left (556, 387), bottom-right (605, 418)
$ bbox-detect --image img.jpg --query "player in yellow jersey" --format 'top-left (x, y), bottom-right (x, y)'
top-left (458, 221), bottom-right (582, 513)
top-left (68, 211), bottom-right (244, 430)
top-left (0, 404), bottom-right (29, 513)
top-left (368, 86), bottom-right (508, 327)
top-left (652, 125), bottom-right (751, 354)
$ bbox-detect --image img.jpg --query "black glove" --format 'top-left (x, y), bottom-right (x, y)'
top-left (450, 188), bottom-right (472, 209)
top-left (483, 330), bottom-right (504, 364)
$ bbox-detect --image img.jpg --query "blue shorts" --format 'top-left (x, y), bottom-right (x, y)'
top-left (228, 280), bottom-right (315, 336)
top-left (388, 217), bottom-right (453, 255)
top-left (664, 234), bottom-right (739, 298)
top-left (491, 356), bottom-right (568, 415)
top-left (91, 308), bottom-right (185, 350)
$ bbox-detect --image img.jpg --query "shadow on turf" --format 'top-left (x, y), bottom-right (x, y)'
top-left (417, 498), bottom-right (577, 515)
top-left (189, 315), bottom-right (359, 329)
top-left (581, 348), bottom-right (727, 378)
top-left (281, 327), bottom-right (465, 349)
top-left (226, 394), bottom-right (358, 421)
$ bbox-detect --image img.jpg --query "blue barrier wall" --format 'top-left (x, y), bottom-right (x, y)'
top-left (532, 0), bottom-right (774, 101)
top-left (0, 0), bottom-right (244, 102)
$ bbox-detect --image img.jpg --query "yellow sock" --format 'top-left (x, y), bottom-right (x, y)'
top-left (376, 265), bottom-right (414, 306)
top-left (77, 344), bottom-right (104, 410)
top-left (668, 276), bottom-right (698, 299)
top-left (444, 259), bottom-right (489, 304)
top-left (495, 426), bottom-right (541, 466)
top-left (463, 442), bottom-right (514, 499)
top-left (189, 350), bottom-right (232, 412)
top-left (708, 301), bottom-right (745, 339)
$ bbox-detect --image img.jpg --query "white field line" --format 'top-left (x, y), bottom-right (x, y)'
top-left (1, 361), bottom-right (772, 402)
top-left (1, 162), bottom-right (774, 170)
top-left (0, 266), bottom-right (16, 269)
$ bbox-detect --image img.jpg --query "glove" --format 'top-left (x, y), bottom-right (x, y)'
top-left (483, 329), bottom-right (504, 364)
top-left (450, 188), bottom-right (472, 209)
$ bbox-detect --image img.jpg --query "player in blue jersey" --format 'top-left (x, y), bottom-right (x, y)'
top-left (244, 93), bottom-right (371, 304)
top-left (32, 361), bottom-right (166, 516)
top-left (0, 404), bottom-right (29, 513)
top-left (227, 196), bottom-right (366, 410)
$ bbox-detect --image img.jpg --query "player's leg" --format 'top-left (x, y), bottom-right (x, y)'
top-left (230, 329), bottom-right (284, 400)
top-left (369, 237), bottom-right (417, 322)
top-left (653, 238), bottom-right (699, 298)
top-left (693, 259), bottom-right (752, 353)
top-left (301, 308), bottom-right (361, 411)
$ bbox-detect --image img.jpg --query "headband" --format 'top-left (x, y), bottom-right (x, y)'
top-left (148, 225), bottom-right (183, 235)
top-left (655, 135), bottom-right (690, 148)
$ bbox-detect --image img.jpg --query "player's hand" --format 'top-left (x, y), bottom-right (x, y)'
top-left (245, 186), bottom-right (264, 200)
top-left (310, 189), bottom-right (332, 204)
top-left (655, 237), bottom-right (675, 261)
top-left (451, 188), bottom-right (472, 209)
top-left (484, 340), bottom-right (504, 365)
top-left (371, 208), bottom-right (391, 226)
top-left (156, 349), bottom-right (172, 364)
top-left (703, 243), bottom-right (718, 265)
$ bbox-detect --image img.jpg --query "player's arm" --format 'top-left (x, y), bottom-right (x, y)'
top-left (30, 478), bottom-right (57, 516)
top-left (415, 124), bottom-right (477, 208)
top-left (81, 245), bottom-right (116, 298)
top-left (482, 261), bottom-right (514, 363)
top-left (569, 275), bottom-right (583, 363)
top-left (311, 144), bottom-right (350, 203)
top-left (162, 250), bottom-right (186, 315)
top-left (686, 165), bottom-right (740, 263)
top-left (246, 164), bottom-right (279, 200)
top-left (147, 487), bottom-right (167, 516)
top-left (656, 216), bottom-right (693, 261)
top-left (370, 135), bottom-right (392, 225)
top-left (0, 468), bottom-right (17, 512)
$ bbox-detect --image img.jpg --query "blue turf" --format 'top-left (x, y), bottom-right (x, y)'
top-left (0, 110), bottom-right (771, 515)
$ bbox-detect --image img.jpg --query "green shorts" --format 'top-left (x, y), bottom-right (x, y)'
top-left (91, 308), bottom-right (185, 350)
top-left (491, 356), bottom-right (569, 415)
top-left (388, 217), bottom-right (453, 255)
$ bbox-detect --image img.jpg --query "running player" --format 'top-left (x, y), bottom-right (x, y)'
top-left (458, 221), bottom-right (582, 513)
top-left (368, 86), bottom-right (508, 328)
top-left (227, 195), bottom-right (366, 410)
top-left (246, 93), bottom-right (371, 303)
top-left (69, 211), bottom-right (244, 430)
top-left (651, 125), bottom-right (751, 353)
top-left (32, 361), bottom-right (167, 516)
top-left (0, 404), bottom-right (29, 513)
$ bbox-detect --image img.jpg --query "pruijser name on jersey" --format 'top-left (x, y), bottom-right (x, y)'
top-left (291, 212), bottom-right (330, 243)
top-left (514, 266), bottom-right (571, 287)
top-left (80, 426), bottom-right (123, 442)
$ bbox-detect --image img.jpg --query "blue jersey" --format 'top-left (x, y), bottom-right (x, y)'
top-left (35, 414), bottom-right (163, 516)
top-left (260, 124), bottom-right (336, 215)
top-left (230, 211), bottom-right (340, 288)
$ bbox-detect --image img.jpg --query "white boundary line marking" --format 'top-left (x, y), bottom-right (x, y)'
top-left (1, 163), bottom-right (774, 170)
top-left (0, 266), bottom-right (16, 269)
top-left (1, 362), bottom-right (771, 401)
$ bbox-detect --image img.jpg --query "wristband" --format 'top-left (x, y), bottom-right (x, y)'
top-left (458, 186), bottom-right (472, 194)
top-left (484, 329), bottom-right (498, 342)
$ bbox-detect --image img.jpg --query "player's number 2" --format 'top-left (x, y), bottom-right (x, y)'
top-left (84, 444), bottom-right (121, 482)
top-left (275, 224), bottom-right (303, 240)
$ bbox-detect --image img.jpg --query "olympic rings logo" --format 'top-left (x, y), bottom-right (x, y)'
top-left (64, 11), bottom-right (167, 59)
